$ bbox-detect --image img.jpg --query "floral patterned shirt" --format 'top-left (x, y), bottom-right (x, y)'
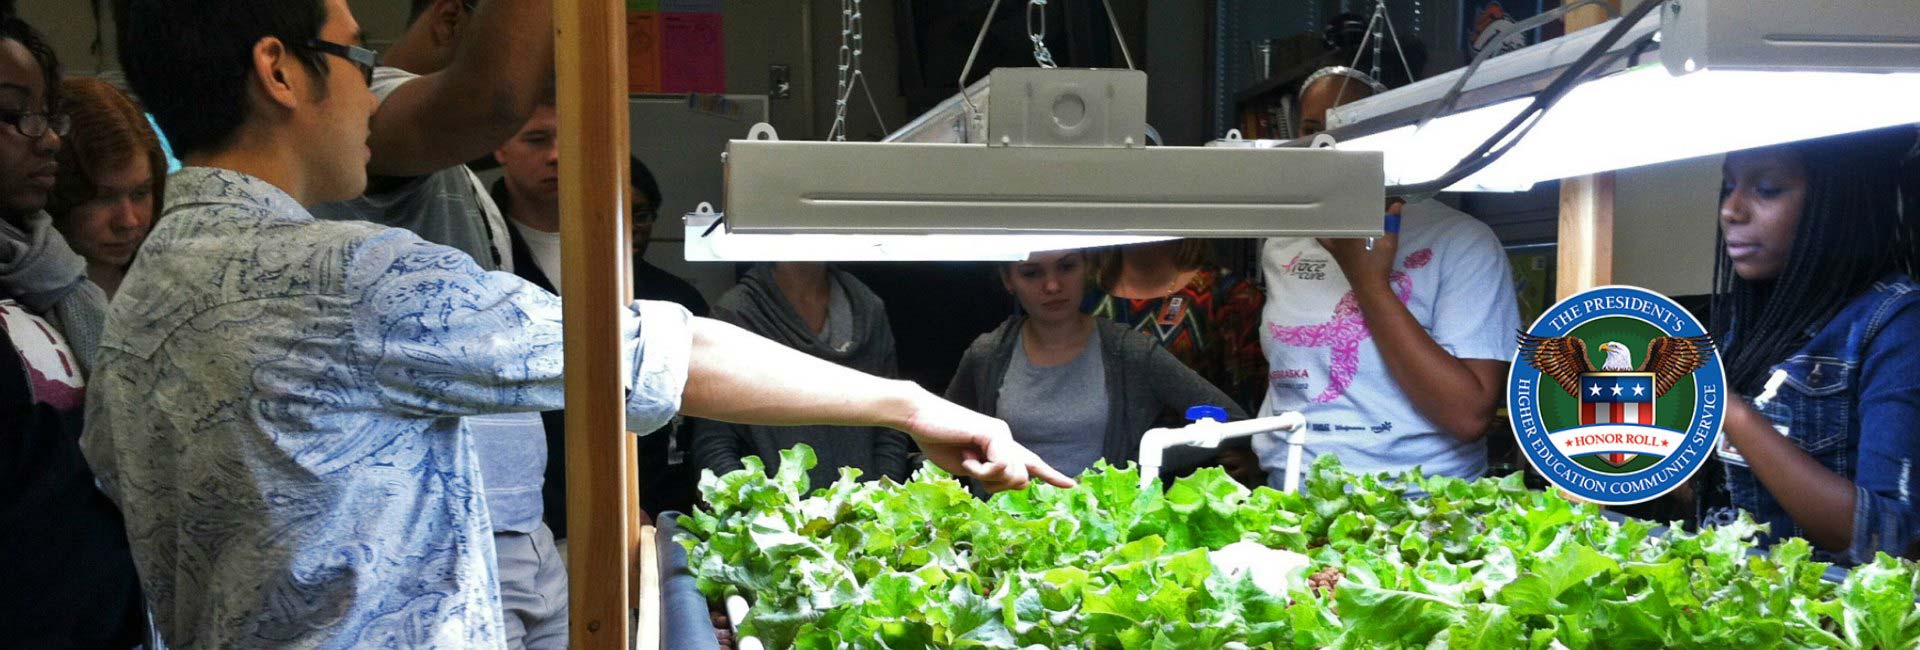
top-left (81, 168), bottom-right (691, 649)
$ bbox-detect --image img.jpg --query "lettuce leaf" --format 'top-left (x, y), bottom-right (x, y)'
top-left (680, 445), bottom-right (1920, 649)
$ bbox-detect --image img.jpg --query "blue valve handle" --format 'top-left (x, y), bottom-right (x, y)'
top-left (1367, 212), bottom-right (1401, 252)
top-left (1185, 405), bottom-right (1230, 423)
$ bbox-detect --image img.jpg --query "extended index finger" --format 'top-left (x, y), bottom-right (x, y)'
top-left (1026, 457), bottom-right (1076, 489)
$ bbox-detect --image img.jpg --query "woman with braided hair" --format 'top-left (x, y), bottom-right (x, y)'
top-left (1705, 125), bottom-right (1920, 565)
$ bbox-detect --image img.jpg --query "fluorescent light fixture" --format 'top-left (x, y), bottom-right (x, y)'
top-left (718, 68), bottom-right (1387, 241)
top-left (1343, 66), bottom-right (1920, 191)
top-left (1326, 0), bottom-right (1920, 192)
top-left (683, 208), bottom-right (1171, 262)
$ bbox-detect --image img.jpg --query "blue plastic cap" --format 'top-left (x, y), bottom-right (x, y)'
top-left (1185, 405), bottom-right (1230, 422)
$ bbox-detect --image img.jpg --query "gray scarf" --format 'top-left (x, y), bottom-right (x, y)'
top-left (0, 212), bottom-right (108, 372)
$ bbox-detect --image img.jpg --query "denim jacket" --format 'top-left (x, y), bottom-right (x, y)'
top-left (1712, 273), bottom-right (1920, 565)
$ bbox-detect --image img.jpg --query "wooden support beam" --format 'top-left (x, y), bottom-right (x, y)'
top-left (557, 0), bottom-right (634, 647)
top-left (1552, 0), bottom-right (1625, 507)
top-left (1557, 173), bottom-right (1616, 299)
top-left (1555, 0), bottom-right (1622, 300)
top-left (636, 525), bottom-right (662, 650)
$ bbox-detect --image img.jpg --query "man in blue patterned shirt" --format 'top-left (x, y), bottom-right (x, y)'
top-left (89, 1), bottom-right (1072, 647)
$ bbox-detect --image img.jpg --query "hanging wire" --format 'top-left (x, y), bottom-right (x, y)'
top-left (1099, 0), bottom-right (1136, 69)
top-left (1346, 0), bottom-right (1416, 84)
top-left (955, 0), bottom-right (1142, 140)
top-left (1379, 1), bottom-right (1416, 83)
top-left (1414, 0), bottom-right (1617, 130)
top-left (855, 70), bottom-right (890, 135)
top-left (957, 0), bottom-right (1007, 140)
top-left (1386, 0), bottom-right (1665, 197)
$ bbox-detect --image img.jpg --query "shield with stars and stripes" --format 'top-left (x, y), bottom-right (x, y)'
top-left (1579, 372), bottom-right (1657, 466)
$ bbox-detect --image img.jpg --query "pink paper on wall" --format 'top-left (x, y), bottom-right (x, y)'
top-left (661, 12), bottom-right (724, 94)
top-left (628, 12), bottom-right (663, 93)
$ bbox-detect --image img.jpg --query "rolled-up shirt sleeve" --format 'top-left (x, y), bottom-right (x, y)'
top-left (1846, 302), bottom-right (1920, 564)
top-left (625, 299), bottom-right (691, 435)
top-left (350, 230), bottom-right (692, 428)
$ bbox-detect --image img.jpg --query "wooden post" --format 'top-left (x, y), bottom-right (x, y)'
top-left (1552, 0), bottom-right (1623, 507)
top-left (557, 0), bottom-right (635, 646)
top-left (1557, 173), bottom-right (1615, 298)
top-left (636, 525), bottom-right (663, 650)
top-left (1555, 0), bottom-right (1623, 300)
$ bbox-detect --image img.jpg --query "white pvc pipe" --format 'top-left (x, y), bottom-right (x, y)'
top-left (1281, 421), bottom-right (1309, 494)
top-left (1137, 411), bottom-right (1309, 492)
top-left (727, 594), bottom-right (763, 650)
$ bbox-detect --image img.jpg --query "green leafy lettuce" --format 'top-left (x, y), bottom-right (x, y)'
top-left (681, 447), bottom-right (1919, 649)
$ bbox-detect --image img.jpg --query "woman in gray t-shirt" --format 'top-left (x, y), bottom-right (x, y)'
top-left (946, 250), bottom-right (1248, 480)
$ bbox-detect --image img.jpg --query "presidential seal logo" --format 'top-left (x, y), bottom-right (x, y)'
top-left (1508, 285), bottom-right (1724, 505)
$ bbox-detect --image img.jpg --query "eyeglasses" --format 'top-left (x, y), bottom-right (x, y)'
top-left (303, 39), bottom-right (378, 86)
top-left (0, 110), bottom-right (71, 139)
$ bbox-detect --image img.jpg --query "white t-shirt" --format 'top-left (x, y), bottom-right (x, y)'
top-left (510, 219), bottom-right (564, 294)
top-left (1253, 200), bottom-right (1521, 483)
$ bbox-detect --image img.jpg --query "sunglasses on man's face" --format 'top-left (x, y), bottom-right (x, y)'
top-left (304, 39), bottom-right (378, 86)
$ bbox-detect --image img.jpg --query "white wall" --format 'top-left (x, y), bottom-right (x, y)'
top-left (1612, 155), bottom-right (1722, 297)
top-left (1604, 0), bottom-right (1722, 298)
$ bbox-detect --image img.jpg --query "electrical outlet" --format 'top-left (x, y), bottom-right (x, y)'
top-left (769, 64), bottom-right (792, 99)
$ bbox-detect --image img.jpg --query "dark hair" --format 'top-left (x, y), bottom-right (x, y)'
top-left (630, 155), bottom-right (661, 209)
top-left (0, 12), bottom-right (62, 112)
top-left (1712, 126), bottom-right (1920, 393)
top-left (118, 0), bottom-right (330, 158)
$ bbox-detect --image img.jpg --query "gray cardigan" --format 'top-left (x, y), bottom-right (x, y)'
top-left (689, 265), bottom-right (913, 489)
top-left (945, 317), bottom-right (1249, 471)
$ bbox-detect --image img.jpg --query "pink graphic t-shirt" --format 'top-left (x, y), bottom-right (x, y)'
top-left (1254, 200), bottom-right (1520, 483)
top-left (0, 300), bottom-right (85, 412)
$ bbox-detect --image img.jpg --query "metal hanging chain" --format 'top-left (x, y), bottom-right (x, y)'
top-left (828, 0), bottom-right (860, 140)
top-left (827, 0), bottom-right (890, 141)
top-left (1380, 1), bottom-right (1414, 84)
top-left (1369, 3), bottom-right (1385, 81)
top-left (957, 0), bottom-right (1141, 138)
top-left (1028, 0), bottom-right (1058, 68)
top-left (1345, 6), bottom-right (1376, 71)
top-left (1345, 1), bottom-right (1418, 84)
